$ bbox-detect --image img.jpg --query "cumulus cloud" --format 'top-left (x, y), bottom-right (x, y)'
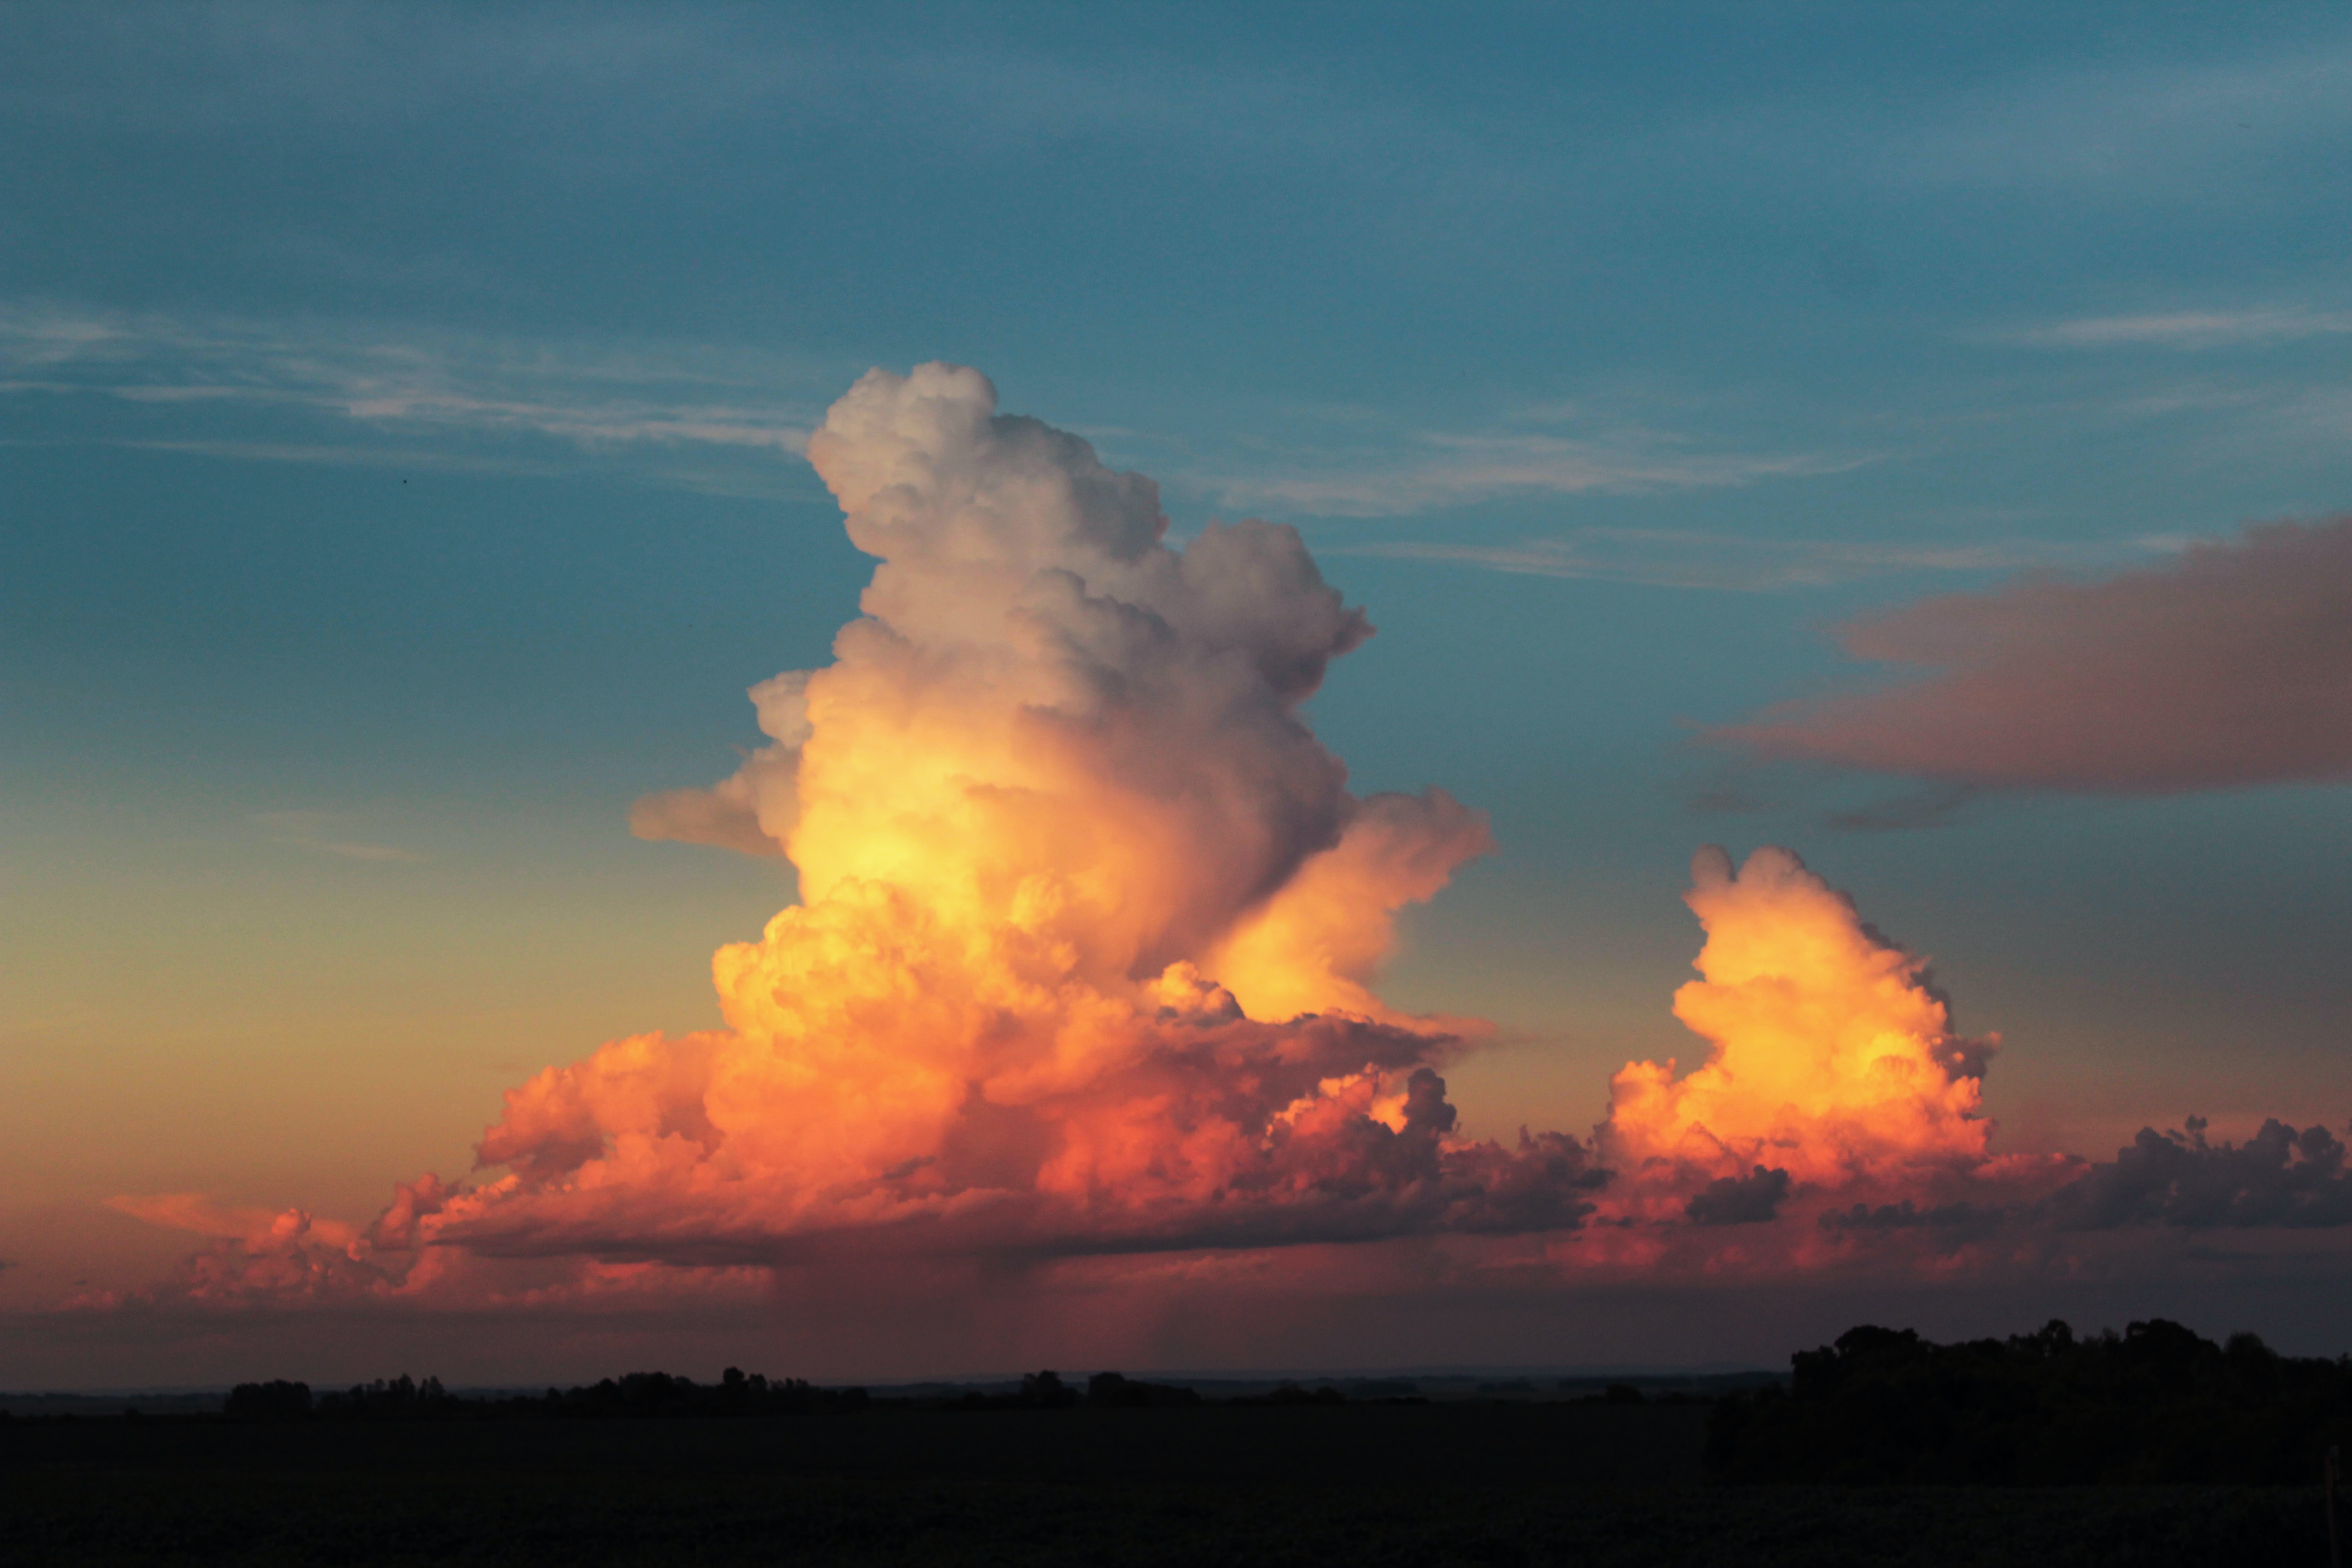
top-left (1708, 517), bottom-right (2352, 796)
top-left (627, 671), bottom-right (812, 856)
top-left (107, 1193), bottom-right (353, 1252)
top-left (97, 1195), bottom-right (390, 1308)
top-left (95, 367), bottom-right (2348, 1322)
top-left (2052, 1117), bottom-right (2352, 1230)
top-left (264, 362), bottom-right (1598, 1280)
top-left (94, 1179), bottom-right (770, 1314)
top-left (1602, 847), bottom-right (1998, 1194)
top-left (1685, 1166), bottom-right (1793, 1226)
top-left (111, 833), bottom-right (2048, 1306)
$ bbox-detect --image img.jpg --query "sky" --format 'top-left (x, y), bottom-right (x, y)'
top-left (3, 2), bottom-right (2350, 1389)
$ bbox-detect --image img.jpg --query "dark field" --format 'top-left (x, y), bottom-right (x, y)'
top-left (0, 1406), bottom-right (2332, 1568)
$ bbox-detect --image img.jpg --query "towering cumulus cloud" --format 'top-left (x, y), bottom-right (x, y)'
top-left (427, 364), bottom-right (1598, 1263)
top-left (1605, 847), bottom-right (1994, 1194)
top-left (100, 368), bottom-right (2350, 1323)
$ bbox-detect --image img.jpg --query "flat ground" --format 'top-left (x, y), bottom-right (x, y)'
top-left (0, 1406), bottom-right (2328, 1566)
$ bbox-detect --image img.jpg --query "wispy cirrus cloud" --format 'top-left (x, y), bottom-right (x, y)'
top-left (2012, 308), bottom-right (2352, 350)
top-left (0, 301), bottom-right (827, 485)
top-left (1327, 529), bottom-right (2157, 593)
top-left (1195, 431), bottom-right (1867, 519)
top-left (1881, 40), bottom-right (2352, 197)
top-left (9, 300), bottom-right (1875, 519)
top-left (53, 439), bottom-right (573, 479)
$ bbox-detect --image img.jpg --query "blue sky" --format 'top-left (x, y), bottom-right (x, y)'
top-left (4, 3), bottom-right (2351, 1345)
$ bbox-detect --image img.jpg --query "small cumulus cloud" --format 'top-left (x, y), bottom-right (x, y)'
top-left (1602, 847), bottom-right (2002, 1195)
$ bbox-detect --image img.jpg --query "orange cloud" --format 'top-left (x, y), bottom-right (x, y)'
top-left (107, 1194), bottom-right (356, 1252)
top-left (89, 369), bottom-right (2351, 1329)
top-left (1602, 846), bottom-right (1994, 1193)
top-left (627, 671), bottom-right (810, 856)
top-left (399, 363), bottom-right (1582, 1267)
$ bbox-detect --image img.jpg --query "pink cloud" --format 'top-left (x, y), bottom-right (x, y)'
top-left (1708, 517), bottom-right (2352, 794)
top-left (74, 373), bottom-right (2352, 1354)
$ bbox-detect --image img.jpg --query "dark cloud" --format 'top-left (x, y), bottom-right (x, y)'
top-left (1437, 1129), bottom-right (1612, 1235)
top-left (2053, 1117), bottom-right (2352, 1230)
top-left (1685, 1165), bottom-right (1791, 1226)
top-left (1709, 517), bottom-right (2352, 797)
top-left (1823, 784), bottom-right (1980, 833)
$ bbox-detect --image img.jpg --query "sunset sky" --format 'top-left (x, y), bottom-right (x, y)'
top-left (4, 4), bottom-right (2350, 1390)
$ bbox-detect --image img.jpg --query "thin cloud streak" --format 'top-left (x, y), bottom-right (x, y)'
top-left (2014, 309), bottom-right (2352, 350)
top-left (1880, 40), bottom-right (2352, 196)
top-left (1328, 530), bottom-right (2154, 593)
top-left (8, 301), bottom-right (1868, 518)
top-left (253, 811), bottom-right (426, 865)
top-left (0, 302), bottom-right (823, 471)
top-left (92, 439), bottom-right (574, 479)
top-left (1203, 434), bottom-right (1865, 519)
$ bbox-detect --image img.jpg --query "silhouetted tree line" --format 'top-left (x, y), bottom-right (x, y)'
top-left (225, 1369), bottom-right (871, 1421)
top-left (222, 1380), bottom-right (315, 1420)
top-left (1708, 1318), bottom-right (2352, 1484)
top-left (1238, 1382), bottom-right (1348, 1406)
top-left (522, 1369), bottom-right (872, 1420)
top-left (939, 1370), bottom-right (1077, 1410)
top-left (1087, 1372), bottom-right (1204, 1407)
top-left (316, 1374), bottom-right (451, 1417)
top-left (221, 1367), bottom-right (1224, 1420)
top-left (934, 1371), bottom-right (1205, 1411)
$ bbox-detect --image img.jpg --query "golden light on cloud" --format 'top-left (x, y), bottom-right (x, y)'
top-left (1605, 845), bottom-right (1994, 1190)
top-left (93, 366), bottom-right (2348, 1324)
